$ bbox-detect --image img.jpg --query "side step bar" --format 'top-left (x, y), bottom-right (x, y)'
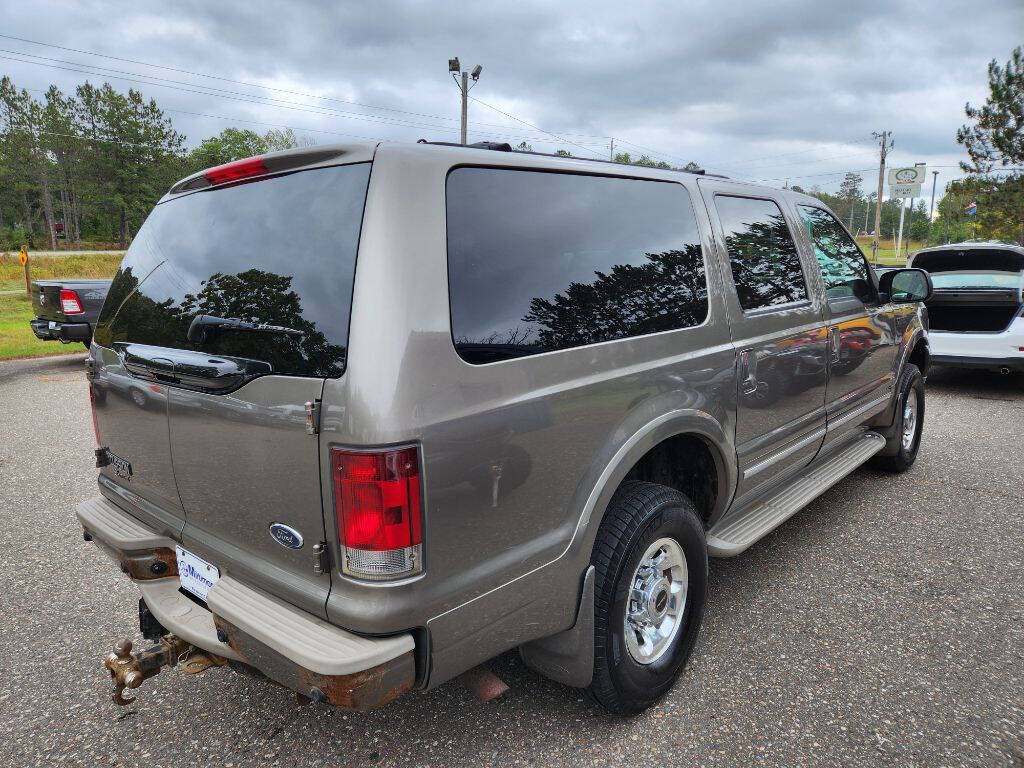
top-left (707, 431), bottom-right (886, 557)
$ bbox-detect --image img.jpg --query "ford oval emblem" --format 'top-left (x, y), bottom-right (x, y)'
top-left (269, 523), bottom-right (304, 549)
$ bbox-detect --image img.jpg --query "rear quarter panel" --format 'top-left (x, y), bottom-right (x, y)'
top-left (319, 145), bottom-right (737, 685)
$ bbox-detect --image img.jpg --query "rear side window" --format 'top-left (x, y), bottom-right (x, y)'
top-left (715, 195), bottom-right (808, 311)
top-left (797, 205), bottom-right (874, 304)
top-left (93, 163), bottom-right (371, 378)
top-left (446, 168), bottom-right (708, 363)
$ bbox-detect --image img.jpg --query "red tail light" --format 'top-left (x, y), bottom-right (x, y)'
top-left (332, 446), bottom-right (423, 580)
top-left (60, 289), bottom-right (83, 315)
top-left (204, 156), bottom-right (268, 185)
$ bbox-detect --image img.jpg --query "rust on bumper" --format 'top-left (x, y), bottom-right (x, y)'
top-left (214, 616), bottom-right (415, 711)
top-left (92, 537), bottom-right (179, 581)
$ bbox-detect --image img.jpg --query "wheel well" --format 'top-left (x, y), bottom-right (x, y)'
top-left (621, 434), bottom-right (719, 525)
top-left (909, 338), bottom-right (930, 377)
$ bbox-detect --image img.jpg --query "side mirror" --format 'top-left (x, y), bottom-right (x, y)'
top-left (878, 268), bottom-right (932, 304)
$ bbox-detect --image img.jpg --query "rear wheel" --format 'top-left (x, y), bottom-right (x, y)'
top-left (588, 481), bottom-right (707, 714)
top-left (871, 363), bottom-right (924, 472)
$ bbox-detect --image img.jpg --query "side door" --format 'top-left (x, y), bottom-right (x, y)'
top-left (700, 182), bottom-right (829, 505)
top-left (793, 205), bottom-right (897, 448)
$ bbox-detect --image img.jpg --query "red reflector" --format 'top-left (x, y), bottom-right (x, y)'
top-left (203, 155), bottom-right (268, 185)
top-left (60, 289), bottom-right (83, 315)
top-left (333, 447), bottom-right (422, 553)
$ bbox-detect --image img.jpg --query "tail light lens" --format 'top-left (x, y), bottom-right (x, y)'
top-left (204, 156), bottom-right (267, 185)
top-left (60, 289), bottom-right (83, 315)
top-left (332, 446), bottom-right (423, 580)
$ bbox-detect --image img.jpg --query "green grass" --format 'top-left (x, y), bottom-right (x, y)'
top-left (855, 236), bottom-right (924, 267)
top-left (0, 251), bottom-right (123, 292)
top-left (0, 293), bottom-right (85, 361)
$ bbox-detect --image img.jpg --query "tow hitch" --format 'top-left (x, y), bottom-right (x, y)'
top-left (103, 635), bottom-right (226, 705)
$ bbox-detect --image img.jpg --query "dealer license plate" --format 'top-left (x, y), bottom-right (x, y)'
top-left (175, 546), bottom-right (220, 602)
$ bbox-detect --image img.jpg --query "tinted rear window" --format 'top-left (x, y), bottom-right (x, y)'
top-left (715, 195), bottom-right (807, 311)
top-left (447, 168), bottom-right (708, 363)
top-left (94, 163), bottom-right (371, 378)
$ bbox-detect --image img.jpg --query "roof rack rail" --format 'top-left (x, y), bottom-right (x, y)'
top-left (415, 138), bottom-right (726, 179)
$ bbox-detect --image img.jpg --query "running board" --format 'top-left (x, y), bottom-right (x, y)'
top-left (707, 432), bottom-right (886, 557)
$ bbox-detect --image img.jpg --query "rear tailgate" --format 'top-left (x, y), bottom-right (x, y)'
top-left (32, 281), bottom-right (64, 322)
top-left (91, 150), bottom-right (373, 618)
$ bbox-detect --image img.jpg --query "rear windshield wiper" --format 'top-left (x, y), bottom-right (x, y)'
top-left (187, 314), bottom-right (305, 344)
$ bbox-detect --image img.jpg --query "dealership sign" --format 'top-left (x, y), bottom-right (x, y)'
top-left (888, 165), bottom-right (926, 198)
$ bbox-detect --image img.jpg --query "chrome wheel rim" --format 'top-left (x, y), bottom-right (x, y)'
top-left (624, 537), bottom-right (688, 665)
top-left (901, 389), bottom-right (918, 451)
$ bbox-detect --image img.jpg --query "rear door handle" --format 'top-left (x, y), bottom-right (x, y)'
top-left (114, 343), bottom-right (272, 393)
top-left (739, 350), bottom-right (758, 395)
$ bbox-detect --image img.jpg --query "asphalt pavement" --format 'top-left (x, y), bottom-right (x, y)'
top-left (1, 354), bottom-right (1021, 768)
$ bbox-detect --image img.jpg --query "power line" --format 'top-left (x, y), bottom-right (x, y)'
top-left (0, 33), bottom-right (616, 141)
top-left (467, 96), bottom-right (606, 158)
top-left (1, 53), bottom-right (610, 150)
top-left (705, 137), bottom-right (877, 170)
top-left (705, 150), bottom-right (879, 176)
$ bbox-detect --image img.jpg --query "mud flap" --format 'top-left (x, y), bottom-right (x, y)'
top-left (518, 566), bottom-right (595, 688)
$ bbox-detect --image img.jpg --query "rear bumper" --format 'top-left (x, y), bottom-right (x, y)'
top-left (928, 321), bottom-right (1024, 369)
top-left (30, 317), bottom-right (91, 342)
top-left (76, 495), bottom-right (416, 710)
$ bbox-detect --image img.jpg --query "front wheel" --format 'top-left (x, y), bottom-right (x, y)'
top-left (871, 363), bottom-right (924, 472)
top-left (588, 482), bottom-right (707, 714)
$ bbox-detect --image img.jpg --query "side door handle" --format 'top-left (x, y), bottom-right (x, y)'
top-left (828, 327), bottom-right (840, 363)
top-left (739, 350), bottom-right (758, 395)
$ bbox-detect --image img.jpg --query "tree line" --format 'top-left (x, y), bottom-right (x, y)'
top-left (2, 45), bottom-right (1020, 252)
top-left (0, 76), bottom-right (305, 250)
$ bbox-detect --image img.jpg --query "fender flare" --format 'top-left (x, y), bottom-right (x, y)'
top-left (567, 407), bottom-right (736, 560)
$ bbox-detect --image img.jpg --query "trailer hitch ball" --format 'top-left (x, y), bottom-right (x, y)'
top-left (103, 635), bottom-right (191, 706)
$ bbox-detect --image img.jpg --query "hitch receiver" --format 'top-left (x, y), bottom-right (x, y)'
top-left (103, 635), bottom-right (224, 705)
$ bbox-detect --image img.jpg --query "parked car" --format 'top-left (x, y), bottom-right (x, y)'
top-left (77, 141), bottom-right (932, 715)
top-left (908, 242), bottom-right (1024, 374)
top-left (30, 278), bottom-right (111, 347)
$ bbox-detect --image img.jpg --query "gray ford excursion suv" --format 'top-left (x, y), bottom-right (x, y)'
top-left (78, 141), bottom-right (933, 714)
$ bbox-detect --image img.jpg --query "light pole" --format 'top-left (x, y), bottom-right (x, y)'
top-left (449, 57), bottom-right (482, 145)
top-left (928, 170), bottom-right (939, 239)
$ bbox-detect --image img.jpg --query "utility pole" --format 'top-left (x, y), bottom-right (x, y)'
top-left (448, 58), bottom-right (482, 145)
top-left (928, 170), bottom-right (939, 237)
top-left (871, 131), bottom-right (892, 265)
top-left (609, 138), bottom-right (615, 161)
top-left (460, 70), bottom-right (468, 145)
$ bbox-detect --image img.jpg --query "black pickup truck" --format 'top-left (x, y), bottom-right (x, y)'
top-left (30, 279), bottom-right (111, 347)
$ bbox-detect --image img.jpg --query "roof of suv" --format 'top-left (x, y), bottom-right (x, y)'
top-left (166, 139), bottom-right (830, 203)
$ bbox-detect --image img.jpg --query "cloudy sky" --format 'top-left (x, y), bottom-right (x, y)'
top-left (2, 0), bottom-right (1021, 199)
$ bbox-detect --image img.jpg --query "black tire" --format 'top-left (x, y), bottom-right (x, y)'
top-left (588, 481), bottom-right (707, 714)
top-left (870, 363), bottom-right (924, 473)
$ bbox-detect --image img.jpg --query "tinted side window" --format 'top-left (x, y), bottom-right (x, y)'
top-left (94, 163), bottom-right (371, 378)
top-left (797, 205), bottom-right (874, 304)
top-left (446, 168), bottom-right (708, 364)
top-left (715, 195), bottom-right (808, 311)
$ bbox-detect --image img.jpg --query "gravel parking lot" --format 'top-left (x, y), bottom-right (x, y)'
top-left (1, 354), bottom-right (1021, 768)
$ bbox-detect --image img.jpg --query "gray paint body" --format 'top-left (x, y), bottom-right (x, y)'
top-left (88, 141), bottom-right (926, 690)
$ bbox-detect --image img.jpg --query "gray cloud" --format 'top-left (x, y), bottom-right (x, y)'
top-left (2, 0), bottom-right (1021, 195)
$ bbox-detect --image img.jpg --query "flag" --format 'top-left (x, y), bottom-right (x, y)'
top-left (965, 201), bottom-right (977, 216)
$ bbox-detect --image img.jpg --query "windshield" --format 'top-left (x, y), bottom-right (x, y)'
top-left (93, 163), bottom-right (371, 378)
top-left (930, 271), bottom-right (1024, 290)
